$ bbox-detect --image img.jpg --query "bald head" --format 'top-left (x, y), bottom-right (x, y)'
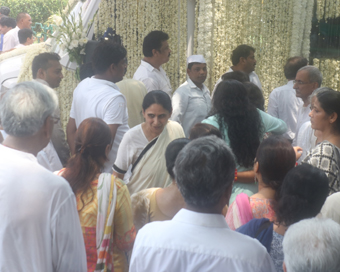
top-left (16, 12), bottom-right (32, 29)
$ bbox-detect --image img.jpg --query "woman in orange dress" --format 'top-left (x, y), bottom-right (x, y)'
top-left (59, 118), bottom-right (135, 272)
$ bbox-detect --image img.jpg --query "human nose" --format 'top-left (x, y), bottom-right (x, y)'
top-left (309, 109), bottom-right (313, 117)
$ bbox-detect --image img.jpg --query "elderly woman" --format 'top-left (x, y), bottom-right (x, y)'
top-left (303, 88), bottom-right (340, 193)
top-left (202, 80), bottom-right (287, 203)
top-left (113, 90), bottom-right (185, 194)
top-left (59, 118), bottom-right (136, 272)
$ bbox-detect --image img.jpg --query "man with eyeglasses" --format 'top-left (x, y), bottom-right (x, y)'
top-left (292, 65), bottom-right (322, 145)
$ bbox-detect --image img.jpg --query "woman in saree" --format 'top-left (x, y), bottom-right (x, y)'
top-left (202, 80), bottom-right (287, 204)
top-left (59, 118), bottom-right (135, 272)
top-left (113, 90), bottom-right (185, 195)
top-left (303, 88), bottom-right (340, 193)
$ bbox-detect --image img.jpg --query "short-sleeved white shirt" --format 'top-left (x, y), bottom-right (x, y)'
top-left (133, 60), bottom-right (172, 96)
top-left (293, 104), bottom-right (311, 146)
top-left (70, 77), bottom-right (129, 172)
top-left (2, 26), bottom-right (19, 51)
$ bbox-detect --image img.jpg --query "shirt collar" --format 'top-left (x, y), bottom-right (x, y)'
top-left (90, 77), bottom-right (120, 91)
top-left (287, 80), bottom-right (294, 86)
top-left (173, 208), bottom-right (229, 229)
top-left (187, 78), bottom-right (208, 92)
top-left (0, 144), bottom-right (38, 162)
top-left (141, 60), bottom-right (158, 72)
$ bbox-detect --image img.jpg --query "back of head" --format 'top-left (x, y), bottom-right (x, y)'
top-left (142, 90), bottom-right (172, 112)
top-left (231, 44), bottom-right (255, 66)
top-left (175, 136), bottom-right (236, 209)
top-left (143, 30), bottom-right (169, 57)
top-left (297, 65), bottom-right (323, 87)
top-left (212, 80), bottom-right (262, 168)
top-left (91, 41), bottom-right (127, 74)
top-left (16, 12), bottom-right (27, 24)
top-left (316, 89), bottom-right (340, 133)
top-left (18, 28), bottom-right (33, 44)
top-left (32, 52), bottom-right (61, 79)
top-left (165, 138), bottom-right (190, 179)
top-left (79, 62), bottom-right (94, 81)
top-left (0, 6), bottom-right (10, 16)
top-left (256, 135), bottom-right (296, 196)
top-left (0, 16), bottom-right (16, 28)
top-left (283, 217), bottom-right (340, 272)
top-left (189, 123), bottom-right (222, 140)
top-left (243, 82), bottom-right (265, 111)
top-left (275, 164), bottom-right (329, 227)
top-left (284, 56), bottom-right (308, 80)
top-left (0, 81), bottom-right (58, 137)
top-left (221, 71), bottom-right (250, 83)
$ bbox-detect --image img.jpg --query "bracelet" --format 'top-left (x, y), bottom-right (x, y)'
top-left (234, 168), bottom-right (237, 181)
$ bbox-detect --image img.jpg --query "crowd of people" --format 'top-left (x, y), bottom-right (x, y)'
top-left (0, 8), bottom-right (340, 271)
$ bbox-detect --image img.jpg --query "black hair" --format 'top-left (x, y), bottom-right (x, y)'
top-left (0, 16), bottom-right (16, 28)
top-left (317, 89), bottom-right (340, 133)
top-left (91, 41), bottom-right (127, 74)
top-left (32, 52), bottom-right (61, 79)
top-left (79, 62), bottom-right (94, 81)
top-left (143, 30), bottom-right (169, 57)
top-left (142, 90), bottom-right (172, 112)
top-left (231, 44), bottom-right (255, 66)
top-left (18, 28), bottom-right (33, 44)
top-left (209, 80), bottom-right (263, 168)
top-left (275, 164), bottom-right (329, 227)
top-left (0, 7), bottom-right (10, 16)
top-left (284, 57), bottom-right (308, 80)
top-left (256, 135), bottom-right (296, 201)
top-left (221, 71), bottom-right (250, 83)
top-left (189, 123), bottom-right (222, 140)
top-left (165, 138), bottom-right (190, 179)
top-left (243, 82), bottom-right (265, 111)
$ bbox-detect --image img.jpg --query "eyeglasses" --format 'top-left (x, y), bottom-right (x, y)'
top-left (293, 80), bottom-right (311, 85)
top-left (51, 116), bottom-right (60, 124)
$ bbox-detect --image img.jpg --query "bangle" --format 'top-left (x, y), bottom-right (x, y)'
top-left (295, 162), bottom-right (298, 166)
top-left (234, 168), bottom-right (237, 181)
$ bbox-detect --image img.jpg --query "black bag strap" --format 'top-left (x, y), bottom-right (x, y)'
top-left (131, 137), bottom-right (158, 173)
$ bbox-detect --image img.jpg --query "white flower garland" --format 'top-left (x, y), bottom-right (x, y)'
top-left (316, 0), bottom-right (340, 20)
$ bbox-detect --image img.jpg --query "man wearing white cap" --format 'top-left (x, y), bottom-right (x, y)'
top-left (171, 55), bottom-right (211, 137)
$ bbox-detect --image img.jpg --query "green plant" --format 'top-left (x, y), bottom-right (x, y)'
top-left (1, 0), bottom-right (68, 24)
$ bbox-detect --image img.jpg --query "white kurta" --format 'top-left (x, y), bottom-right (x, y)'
top-left (293, 104), bottom-right (311, 146)
top-left (2, 26), bottom-right (19, 51)
top-left (70, 77), bottom-right (129, 173)
top-left (0, 144), bottom-right (87, 272)
top-left (133, 60), bottom-right (172, 97)
top-left (171, 78), bottom-right (211, 137)
top-left (295, 121), bottom-right (317, 163)
top-left (130, 209), bottom-right (276, 272)
top-left (212, 67), bottom-right (262, 96)
top-left (267, 80), bottom-right (303, 140)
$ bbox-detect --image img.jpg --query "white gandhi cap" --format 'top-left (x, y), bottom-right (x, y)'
top-left (187, 55), bottom-right (206, 65)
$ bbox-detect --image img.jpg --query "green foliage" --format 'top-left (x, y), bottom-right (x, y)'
top-left (1, 0), bottom-right (68, 24)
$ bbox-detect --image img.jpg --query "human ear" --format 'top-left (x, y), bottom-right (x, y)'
top-left (254, 161), bottom-right (259, 173)
top-left (329, 112), bottom-right (338, 124)
top-left (152, 48), bottom-right (158, 57)
top-left (36, 68), bottom-right (46, 80)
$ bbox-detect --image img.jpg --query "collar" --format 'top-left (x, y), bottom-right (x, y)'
top-left (0, 144), bottom-right (38, 162)
top-left (90, 76), bottom-right (120, 91)
top-left (287, 80), bottom-right (294, 86)
top-left (141, 60), bottom-right (159, 72)
top-left (187, 78), bottom-right (207, 92)
top-left (172, 208), bottom-right (229, 229)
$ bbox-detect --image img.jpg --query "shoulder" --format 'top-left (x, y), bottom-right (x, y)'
top-left (202, 115), bottom-right (219, 127)
top-left (123, 124), bottom-right (143, 139)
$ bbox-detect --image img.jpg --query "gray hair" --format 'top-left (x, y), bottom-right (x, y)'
top-left (298, 65), bottom-right (323, 87)
top-left (309, 87), bottom-right (331, 103)
top-left (283, 217), bottom-right (340, 272)
top-left (174, 135), bottom-right (236, 209)
top-left (0, 81), bottom-right (58, 137)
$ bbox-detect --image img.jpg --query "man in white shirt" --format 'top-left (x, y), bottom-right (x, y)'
top-left (2, 12), bottom-right (32, 51)
top-left (0, 81), bottom-right (87, 272)
top-left (14, 28), bottom-right (34, 48)
top-left (130, 136), bottom-right (276, 272)
top-left (212, 44), bottom-right (262, 95)
top-left (292, 65), bottom-right (322, 145)
top-left (67, 41), bottom-right (129, 173)
top-left (0, 16), bottom-right (16, 52)
top-left (171, 55), bottom-right (211, 137)
top-left (32, 52), bottom-right (69, 168)
top-left (133, 30), bottom-right (172, 96)
top-left (267, 57), bottom-right (307, 141)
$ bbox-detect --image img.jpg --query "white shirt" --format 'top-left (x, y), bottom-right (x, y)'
top-left (267, 80), bottom-right (303, 140)
top-left (133, 60), bottom-right (172, 96)
top-left (14, 43), bottom-right (25, 49)
top-left (295, 121), bottom-right (317, 163)
top-left (212, 67), bottom-right (263, 96)
top-left (171, 78), bottom-right (211, 137)
top-left (70, 77), bottom-right (129, 172)
top-left (130, 209), bottom-right (276, 272)
top-left (0, 144), bottom-right (87, 272)
top-left (2, 26), bottom-right (20, 51)
top-left (293, 104), bottom-right (311, 146)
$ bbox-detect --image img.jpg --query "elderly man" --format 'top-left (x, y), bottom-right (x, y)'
top-left (0, 81), bottom-right (86, 271)
top-left (267, 57), bottom-right (307, 141)
top-left (133, 30), bottom-right (172, 96)
top-left (32, 52), bottom-right (69, 168)
top-left (213, 44), bottom-right (262, 95)
top-left (2, 12), bottom-right (32, 51)
top-left (171, 55), bottom-right (211, 137)
top-left (130, 136), bottom-right (276, 271)
top-left (292, 65), bottom-right (322, 145)
top-left (67, 41), bottom-right (129, 173)
top-left (282, 217), bottom-right (340, 272)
